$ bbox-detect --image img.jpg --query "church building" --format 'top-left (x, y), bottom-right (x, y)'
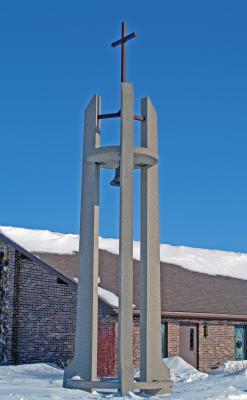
top-left (1, 226), bottom-right (247, 376)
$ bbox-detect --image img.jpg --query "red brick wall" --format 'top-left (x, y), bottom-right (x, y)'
top-left (198, 321), bottom-right (235, 371)
top-left (98, 316), bottom-right (141, 377)
top-left (97, 315), bottom-right (117, 377)
top-left (167, 319), bottom-right (241, 372)
top-left (167, 320), bottom-right (180, 356)
top-left (133, 317), bottom-right (140, 369)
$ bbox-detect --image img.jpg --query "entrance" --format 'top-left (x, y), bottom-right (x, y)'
top-left (179, 324), bottom-right (198, 368)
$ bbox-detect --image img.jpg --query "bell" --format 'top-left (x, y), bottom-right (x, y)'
top-left (110, 166), bottom-right (120, 187)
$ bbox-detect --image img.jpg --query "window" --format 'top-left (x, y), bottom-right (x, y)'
top-left (161, 322), bottom-right (168, 358)
top-left (56, 278), bottom-right (68, 285)
top-left (190, 328), bottom-right (194, 351)
top-left (235, 326), bottom-right (246, 360)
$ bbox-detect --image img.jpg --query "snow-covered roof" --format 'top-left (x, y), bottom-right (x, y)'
top-left (98, 286), bottom-right (119, 308)
top-left (73, 277), bottom-right (119, 308)
top-left (1, 225), bottom-right (247, 282)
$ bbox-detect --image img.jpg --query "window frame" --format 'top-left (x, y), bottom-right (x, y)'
top-left (189, 327), bottom-right (195, 351)
top-left (161, 321), bottom-right (168, 358)
top-left (235, 325), bottom-right (247, 360)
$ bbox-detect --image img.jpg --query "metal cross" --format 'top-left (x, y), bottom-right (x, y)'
top-left (98, 22), bottom-right (144, 122)
top-left (111, 21), bottom-right (137, 83)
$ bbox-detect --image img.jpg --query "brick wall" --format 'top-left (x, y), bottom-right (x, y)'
top-left (98, 315), bottom-right (141, 377)
top-left (14, 256), bottom-right (77, 365)
top-left (0, 241), bottom-right (244, 377)
top-left (97, 313), bottom-right (117, 377)
top-left (5, 250), bottom-right (120, 372)
top-left (167, 318), bottom-right (241, 372)
top-left (198, 321), bottom-right (236, 371)
top-left (133, 317), bottom-right (140, 369)
top-left (96, 316), bottom-right (237, 376)
top-left (0, 246), bottom-right (119, 375)
top-left (167, 319), bottom-right (180, 356)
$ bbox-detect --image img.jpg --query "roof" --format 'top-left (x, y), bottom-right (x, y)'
top-left (1, 226), bottom-right (247, 316)
top-left (0, 229), bottom-right (117, 309)
top-left (1, 226), bottom-right (247, 281)
top-left (33, 250), bottom-right (247, 316)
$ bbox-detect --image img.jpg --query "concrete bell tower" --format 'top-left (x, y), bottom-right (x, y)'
top-left (63, 22), bottom-right (172, 396)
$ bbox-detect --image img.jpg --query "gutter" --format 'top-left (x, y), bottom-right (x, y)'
top-left (129, 309), bottom-right (247, 321)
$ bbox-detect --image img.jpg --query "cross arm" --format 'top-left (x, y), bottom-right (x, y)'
top-left (98, 110), bottom-right (145, 122)
top-left (111, 32), bottom-right (137, 48)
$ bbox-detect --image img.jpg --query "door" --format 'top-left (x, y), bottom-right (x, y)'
top-left (235, 326), bottom-right (246, 360)
top-left (179, 324), bottom-right (198, 368)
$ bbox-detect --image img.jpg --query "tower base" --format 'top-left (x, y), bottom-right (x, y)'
top-left (64, 377), bottom-right (173, 395)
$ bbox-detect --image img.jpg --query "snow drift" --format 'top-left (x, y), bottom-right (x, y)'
top-left (214, 360), bottom-right (247, 375)
top-left (135, 356), bottom-right (208, 383)
top-left (163, 356), bottom-right (208, 383)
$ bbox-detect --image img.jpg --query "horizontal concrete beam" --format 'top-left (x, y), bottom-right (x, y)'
top-left (67, 379), bottom-right (172, 392)
top-left (87, 145), bottom-right (157, 169)
top-left (67, 380), bottom-right (120, 390)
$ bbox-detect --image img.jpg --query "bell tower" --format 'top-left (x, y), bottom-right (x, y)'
top-left (63, 22), bottom-right (172, 396)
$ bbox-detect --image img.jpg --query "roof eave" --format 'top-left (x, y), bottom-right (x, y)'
top-left (0, 232), bottom-right (77, 288)
top-left (131, 309), bottom-right (247, 321)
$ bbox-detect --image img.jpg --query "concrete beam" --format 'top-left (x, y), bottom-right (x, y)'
top-left (64, 95), bottom-right (100, 387)
top-left (118, 83), bottom-right (134, 395)
top-left (140, 97), bottom-right (172, 394)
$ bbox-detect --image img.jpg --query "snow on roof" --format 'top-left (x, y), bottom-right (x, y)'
top-left (1, 225), bottom-right (247, 281)
top-left (0, 226), bottom-right (79, 254)
top-left (98, 286), bottom-right (119, 308)
top-left (73, 277), bottom-right (119, 308)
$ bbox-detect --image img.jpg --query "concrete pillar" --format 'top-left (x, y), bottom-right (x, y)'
top-left (140, 97), bottom-right (171, 391)
top-left (118, 83), bottom-right (134, 394)
top-left (64, 95), bottom-right (100, 385)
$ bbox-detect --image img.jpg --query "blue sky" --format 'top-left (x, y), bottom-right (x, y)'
top-left (1, 1), bottom-right (247, 252)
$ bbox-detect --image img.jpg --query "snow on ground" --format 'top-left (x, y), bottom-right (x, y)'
top-left (213, 360), bottom-right (247, 375)
top-left (2, 359), bottom-right (247, 400)
top-left (135, 356), bottom-right (207, 383)
top-left (1, 225), bottom-right (247, 281)
top-left (0, 363), bottom-right (93, 400)
top-left (163, 356), bottom-right (208, 383)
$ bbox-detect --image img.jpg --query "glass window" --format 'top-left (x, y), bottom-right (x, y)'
top-left (161, 322), bottom-right (168, 358)
top-left (235, 326), bottom-right (246, 360)
top-left (190, 328), bottom-right (194, 351)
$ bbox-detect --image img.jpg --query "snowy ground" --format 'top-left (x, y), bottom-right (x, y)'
top-left (2, 358), bottom-right (247, 400)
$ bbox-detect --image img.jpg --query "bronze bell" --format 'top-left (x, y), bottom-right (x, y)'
top-left (110, 166), bottom-right (120, 187)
